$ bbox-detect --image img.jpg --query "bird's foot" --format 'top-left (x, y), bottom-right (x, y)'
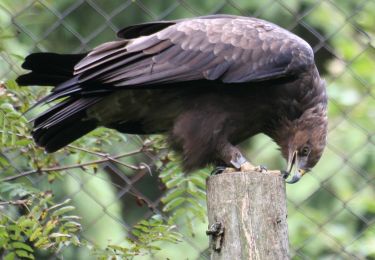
top-left (211, 166), bottom-right (240, 175)
top-left (211, 162), bottom-right (276, 176)
top-left (227, 148), bottom-right (267, 173)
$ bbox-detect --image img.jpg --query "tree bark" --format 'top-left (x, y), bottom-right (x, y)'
top-left (206, 171), bottom-right (289, 260)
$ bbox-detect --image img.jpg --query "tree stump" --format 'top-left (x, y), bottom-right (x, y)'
top-left (206, 171), bottom-right (289, 260)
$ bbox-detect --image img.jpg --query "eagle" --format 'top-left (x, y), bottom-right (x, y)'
top-left (16, 15), bottom-right (328, 183)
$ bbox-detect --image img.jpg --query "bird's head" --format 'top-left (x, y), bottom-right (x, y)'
top-left (276, 105), bottom-right (327, 183)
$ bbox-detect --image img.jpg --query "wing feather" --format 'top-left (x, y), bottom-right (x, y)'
top-left (73, 16), bottom-right (315, 90)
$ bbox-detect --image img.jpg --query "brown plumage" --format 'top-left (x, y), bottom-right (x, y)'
top-left (17, 15), bottom-right (327, 183)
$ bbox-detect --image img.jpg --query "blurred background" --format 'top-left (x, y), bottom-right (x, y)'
top-left (0, 0), bottom-right (374, 259)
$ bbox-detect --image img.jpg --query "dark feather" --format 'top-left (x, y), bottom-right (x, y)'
top-left (33, 98), bottom-right (101, 152)
top-left (17, 53), bottom-right (85, 86)
top-left (117, 22), bottom-right (176, 39)
top-left (21, 53), bottom-right (85, 74)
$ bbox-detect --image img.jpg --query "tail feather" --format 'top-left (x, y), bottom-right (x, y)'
top-left (31, 98), bottom-right (74, 125)
top-left (21, 53), bottom-right (85, 74)
top-left (16, 52), bottom-right (103, 152)
top-left (34, 98), bottom-right (98, 131)
top-left (40, 119), bottom-right (97, 152)
top-left (32, 98), bottom-right (101, 152)
top-left (16, 53), bottom-right (86, 86)
top-left (16, 72), bottom-right (72, 86)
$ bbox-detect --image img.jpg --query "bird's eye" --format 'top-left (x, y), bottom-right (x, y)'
top-left (300, 146), bottom-right (310, 156)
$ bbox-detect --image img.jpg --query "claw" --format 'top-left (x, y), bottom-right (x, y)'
top-left (210, 166), bottom-right (226, 175)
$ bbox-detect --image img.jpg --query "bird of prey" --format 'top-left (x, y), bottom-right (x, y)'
top-left (17, 14), bottom-right (327, 183)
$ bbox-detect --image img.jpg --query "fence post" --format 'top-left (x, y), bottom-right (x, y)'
top-left (206, 171), bottom-right (289, 260)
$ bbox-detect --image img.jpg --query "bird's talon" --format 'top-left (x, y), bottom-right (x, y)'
top-left (210, 166), bottom-right (226, 175)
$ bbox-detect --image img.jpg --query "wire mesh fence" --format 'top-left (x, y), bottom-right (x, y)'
top-left (0, 0), bottom-right (374, 259)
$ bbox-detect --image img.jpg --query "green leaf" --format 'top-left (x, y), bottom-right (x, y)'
top-left (0, 103), bottom-right (14, 111)
top-left (18, 218), bottom-right (36, 230)
top-left (188, 186), bottom-right (206, 200)
top-left (51, 206), bottom-right (75, 217)
top-left (29, 227), bottom-right (42, 242)
top-left (40, 242), bottom-right (56, 250)
top-left (15, 250), bottom-right (34, 259)
top-left (164, 175), bottom-right (184, 188)
top-left (163, 197), bottom-right (185, 212)
top-left (185, 198), bottom-right (205, 212)
top-left (4, 252), bottom-right (15, 260)
top-left (11, 241), bottom-right (33, 252)
top-left (189, 175), bottom-right (207, 189)
top-left (34, 237), bottom-right (49, 248)
top-left (187, 181), bottom-right (197, 194)
top-left (49, 233), bottom-right (72, 238)
top-left (147, 245), bottom-right (161, 251)
top-left (161, 188), bottom-right (185, 204)
top-left (47, 198), bottom-right (71, 211)
top-left (43, 220), bottom-right (57, 236)
top-left (8, 225), bottom-right (21, 241)
top-left (2, 116), bottom-right (7, 144)
top-left (70, 235), bottom-right (81, 246)
top-left (63, 221), bottom-right (81, 229)
top-left (15, 138), bottom-right (32, 146)
top-left (61, 216), bottom-right (82, 220)
top-left (131, 229), bottom-right (141, 238)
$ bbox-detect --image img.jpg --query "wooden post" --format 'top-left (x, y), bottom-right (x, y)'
top-left (206, 171), bottom-right (289, 260)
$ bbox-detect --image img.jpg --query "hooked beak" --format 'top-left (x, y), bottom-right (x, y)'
top-left (284, 151), bottom-right (307, 184)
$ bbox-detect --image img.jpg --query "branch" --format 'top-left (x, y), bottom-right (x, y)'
top-left (0, 199), bottom-right (30, 206)
top-left (68, 145), bottom-right (145, 170)
top-left (1, 148), bottom-right (144, 182)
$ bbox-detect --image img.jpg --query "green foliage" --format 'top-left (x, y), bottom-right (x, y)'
top-left (0, 80), bottom-right (32, 148)
top-left (0, 180), bottom-right (186, 259)
top-left (160, 160), bottom-right (209, 225)
top-left (147, 135), bottom-right (209, 227)
top-left (0, 191), bottom-right (82, 259)
top-left (143, 135), bottom-right (209, 228)
top-left (0, 182), bottom-right (37, 201)
top-left (93, 215), bottom-right (182, 259)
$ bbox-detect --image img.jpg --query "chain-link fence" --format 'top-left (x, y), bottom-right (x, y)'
top-left (1, 0), bottom-right (374, 259)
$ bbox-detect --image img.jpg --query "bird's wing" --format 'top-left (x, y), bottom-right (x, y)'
top-left (115, 15), bottom-right (249, 39)
top-left (74, 17), bottom-right (315, 88)
top-left (116, 21), bottom-right (177, 39)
